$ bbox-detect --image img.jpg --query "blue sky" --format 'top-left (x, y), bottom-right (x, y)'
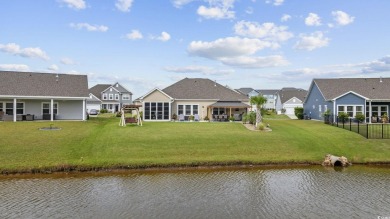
top-left (1, 0), bottom-right (390, 96)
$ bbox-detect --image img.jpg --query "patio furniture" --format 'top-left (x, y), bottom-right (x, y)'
top-left (179, 114), bottom-right (185, 121)
top-left (194, 114), bottom-right (200, 121)
top-left (0, 111), bottom-right (3, 121)
top-left (25, 114), bottom-right (34, 121)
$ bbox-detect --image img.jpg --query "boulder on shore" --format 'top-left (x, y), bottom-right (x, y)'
top-left (322, 154), bottom-right (351, 167)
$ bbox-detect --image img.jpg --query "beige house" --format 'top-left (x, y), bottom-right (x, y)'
top-left (135, 78), bottom-right (250, 121)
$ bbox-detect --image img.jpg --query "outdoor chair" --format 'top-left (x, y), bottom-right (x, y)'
top-left (194, 114), bottom-right (200, 121)
top-left (179, 114), bottom-right (185, 121)
top-left (0, 111), bottom-right (3, 121)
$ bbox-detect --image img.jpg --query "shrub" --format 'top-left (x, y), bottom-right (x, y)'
top-left (338, 112), bottom-right (349, 122)
top-left (242, 113), bottom-right (248, 124)
top-left (355, 113), bottom-right (365, 122)
top-left (294, 107), bottom-right (304, 119)
top-left (258, 123), bottom-right (265, 131)
top-left (189, 115), bottom-right (194, 121)
top-left (172, 113), bottom-right (177, 120)
top-left (204, 116), bottom-right (209, 121)
top-left (100, 109), bottom-right (108, 113)
top-left (248, 111), bottom-right (256, 124)
top-left (229, 116), bottom-right (235, 121)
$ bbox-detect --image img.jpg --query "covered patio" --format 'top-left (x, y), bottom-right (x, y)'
top-left (207, 101), bottom-right (249, 121)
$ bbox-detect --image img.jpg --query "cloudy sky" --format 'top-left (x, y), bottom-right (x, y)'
top-left (1, 0), bottom-right (390, 96)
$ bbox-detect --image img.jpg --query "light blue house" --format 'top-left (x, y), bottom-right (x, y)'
top-left (304, 78), bottom-right (390, 123)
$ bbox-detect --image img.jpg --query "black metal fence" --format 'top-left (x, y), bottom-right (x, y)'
top-left (324, 115), bottom-right (390, 139)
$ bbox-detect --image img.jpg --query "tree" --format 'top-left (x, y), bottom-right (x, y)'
top-left (250, 95), bottom-right (267, 128)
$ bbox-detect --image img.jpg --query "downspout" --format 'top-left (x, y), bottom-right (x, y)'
top-left (333, 99), bottom-right (336, 123)
top-left (369, 100), bottom-right (372, 124)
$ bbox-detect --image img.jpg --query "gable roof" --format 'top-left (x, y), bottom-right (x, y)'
top-left (0, 71), bottom-right (88, 98)
top-left (113, 82), bottom-right (132, 94)
top-left (162, 78), bottom-right (248, 101)
top-left (89, 84), bottom-right (111, 98)
top-left (257, 89), bottom-right (279, 95)
top-left (313, 78), bottom-right (390, 100)
top-left (236, 88), bottom-right (256, 95)
top-left (278, 88), bottom-right (308, 103)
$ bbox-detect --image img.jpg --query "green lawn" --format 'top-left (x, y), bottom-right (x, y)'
top-left (1, 117), bottom-right (390, 173)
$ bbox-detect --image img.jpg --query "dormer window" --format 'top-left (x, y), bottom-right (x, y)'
top-left (110, 88), bottom-right (112, 92)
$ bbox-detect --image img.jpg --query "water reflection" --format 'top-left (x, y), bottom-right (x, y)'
top-left (0, 166), bottom-right (389, 219)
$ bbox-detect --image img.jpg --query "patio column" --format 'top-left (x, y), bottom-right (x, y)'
top-left (369, 101), bottom-right (372, 123)
top-left (50, 99), bottom-right (54, 121)
top-left (83, 99), bottom-right (86, 121)
top-left (229, 108), bottom-right (232, 116)
top-left (13, 98), bottom-right (17, 122)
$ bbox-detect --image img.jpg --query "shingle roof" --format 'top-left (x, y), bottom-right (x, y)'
top-left (162, 78), bottom-right (248, 101)
top-left (314, 78), bottom-right (390, 100)
top-left (113, 83), bottom-right (132, 94)
top-left (279, 88), bottom-right (308, 103)
top-left (236, 88), bottom-right (255, 95)
top-left (0, 71), bottom-right (89, 98)
top-left (257, 89), bottom-right (279, 95)
top-left (89, 84), bottom-right (111, 99)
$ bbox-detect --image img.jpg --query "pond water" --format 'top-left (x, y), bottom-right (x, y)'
top-left (0, 166), bottom-right (389, 219)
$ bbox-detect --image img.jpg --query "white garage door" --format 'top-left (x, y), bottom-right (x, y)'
top-left (285, 107), bottom-right (295, 115)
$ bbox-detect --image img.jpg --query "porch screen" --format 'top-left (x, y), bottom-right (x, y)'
top-left (144, 102), bottom-right (170, 120)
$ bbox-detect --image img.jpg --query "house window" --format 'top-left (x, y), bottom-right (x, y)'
top-left (0, 102), bottom-right (3, 112)
top-left (144, 102), bottom-right (170, 120)
top-left (338, 105), bottom-right (364, 117)
top-left (103, 94), bottom-right (107, 100)
top-left (115, 94), bottom-right (119, 100)
top-left (319, 105), bottom-right (322, 113)
top-left (109, 94), bottom-right (113, 100)
top-left (324, 105), bottom-right (327, 112)
top-left (116, 84), bottom-right (119, 87)
top-left (122, 94), bottom-right (130, 100)
top-left (42, 102), bottom-right (58, 115)
top-left (5, 102), bottom-right (24, 115)
top-left (110, 88), bottom-right (112, 91)
top-left (178, 105), bottom-right (199, 116)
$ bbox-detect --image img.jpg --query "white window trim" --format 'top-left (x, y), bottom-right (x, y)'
top-left (5, 101), bottom-right (25, 115)
top-left (103, 93), bottom-right (107, 100)
top-left (115, 94), bottom-right (119, 100)
top-left (144, 101), bottom-right (170, 120)
top-left (177, 104), bottom-right (199, 116)
top-left (122, 94), bottom-right (130, 100)
top-left (109, 94), bottom-right (113, 100)
top-left (41, 102), bottom-right (59, 115)
top-left (337, 104), bottom-right (364, 118)
top-left (368, 105), bottom-right (388, 117)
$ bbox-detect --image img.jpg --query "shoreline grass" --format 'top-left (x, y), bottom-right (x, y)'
top-left (1, 116), bottom-right (390, 174)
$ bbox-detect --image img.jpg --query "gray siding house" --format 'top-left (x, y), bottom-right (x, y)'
top-left (257, 89), bottom-right (279, 110)
top-left (0, 71), bottom-right (89, 122)
top-left (304, 78), bottom-right (390, 123)
top-left (88, 83), bottom-right (133, 113)
top-left (275, 88), bottom-right (308, 115)
top-left (136, 78), bottom-right (250, 121)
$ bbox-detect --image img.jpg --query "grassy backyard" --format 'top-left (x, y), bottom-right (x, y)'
top-left (1, 116), bottom-right (390, 173)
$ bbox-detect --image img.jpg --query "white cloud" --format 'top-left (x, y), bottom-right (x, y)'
top-left (362, 55), bottom-right (390, 73)
top-left (197, 0), bottom-right (236, 20)
top-left (59, 0), bottom-right (86, 10)
top-left (234, 20), bottom-right (293, 43)
top-left (305, 13), bottom-right (322, 26)
top-left (0, 64), bottom-right (30, 71)
top-left (164, 65), bottom-right (234, 75)
top-left (70, 23), bottom-right (108, 32)
top-left (48, 64), bottom-right (59, 72)
top-left (60, 57), bottom-right (75, 65)
top-left (0, 43), bottom-right (50, 60)
top-left (281, 14), bottom-right (291, 22)
top-left (332, 10), bottom-right (355, 26)
top-left (172, 0), bottom-right (194, 8)
top-left (115, 0), bottom-right (134, 12)
top-left (126, 30), bottom-right (143, 40)
top-left (188, 37), bottom-right (274, 59)
top-left (154, 32), bottom-right (171, 42)
top-left (294, 32), bottom-right (329, 51)
top-left (219, 55), bottom-right (289, 68)
top-left (188, 37), bottom-right (288, 68)
top-left (266, 0), bottom-right (284, 6)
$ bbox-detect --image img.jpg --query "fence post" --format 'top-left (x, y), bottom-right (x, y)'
top-left (350, 118), bottom-right (352, 131)
top-left (367, 123), bottom-right (369, 139)
top-left (382, 123), bottom-right (384, 139)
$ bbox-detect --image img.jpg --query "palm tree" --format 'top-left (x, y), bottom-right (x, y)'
top-left (250, 95), bottom-right (267, 128)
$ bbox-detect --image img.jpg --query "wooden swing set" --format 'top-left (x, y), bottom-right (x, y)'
top-left (119, 104), bottom-right (143, 127)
